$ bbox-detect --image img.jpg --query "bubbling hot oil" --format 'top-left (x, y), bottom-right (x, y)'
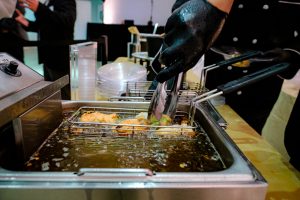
top-left (25, 121), bottom-right (226, 172)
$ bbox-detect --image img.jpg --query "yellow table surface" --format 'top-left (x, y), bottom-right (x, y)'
top-left (216, 104), bottom-right (300, 200)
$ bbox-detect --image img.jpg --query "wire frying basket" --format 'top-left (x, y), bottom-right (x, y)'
top-left (124, 81), bottom-right (203, 103)
top-left (69, 51), bottom-right (263, 136)
top-left (67, 106), bottom-right (198, 140)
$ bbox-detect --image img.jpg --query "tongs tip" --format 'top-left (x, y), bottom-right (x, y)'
top-left (148, 72), bottom-right (183, 122)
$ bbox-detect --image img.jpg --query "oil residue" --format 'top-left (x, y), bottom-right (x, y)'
top-left (25, 121), bottom-right (226, 172)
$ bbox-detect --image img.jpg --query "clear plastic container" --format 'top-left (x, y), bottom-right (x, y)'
top-left (70, 42), bottom-right (98, 100)
top-left (96, 62), bottom-right (147, 100)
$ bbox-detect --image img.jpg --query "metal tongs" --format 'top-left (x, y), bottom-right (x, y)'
top-left (148, 47), bottom-right (183, 120)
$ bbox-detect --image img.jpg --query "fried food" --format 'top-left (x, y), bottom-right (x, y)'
top-left (159, 114), bottom-right (172, 126)
top-left (80, 112), bottom-right (118, 123)
top-left (116, 118), bottom-right (149, 135)
top-left (79, 111), bottom-right (194, 137)
top-left (230, 54), bottom-right (250, 67)
top-left (155, 125), bottom-right (196, 138)
top-left (150, 114), bottom-right (172, 126)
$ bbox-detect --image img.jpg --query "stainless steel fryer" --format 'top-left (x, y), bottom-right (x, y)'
top-left (0, 53), bottom-right (267, 200)
top-left (0, 101), bottom-right (268, 200)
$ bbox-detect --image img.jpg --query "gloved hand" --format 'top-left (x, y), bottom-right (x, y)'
top-left (171, 0), bottom-right (191, 12)
top-left (257, 48), bottom-right (300, 79)
top-left (156, 0), bottom-right (227, 83)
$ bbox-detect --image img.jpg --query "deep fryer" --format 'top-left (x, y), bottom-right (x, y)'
top-left (0, 52), bottom-right (267, 200)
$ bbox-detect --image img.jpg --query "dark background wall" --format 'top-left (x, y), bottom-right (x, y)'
top-left (87, 23), bottom-right (164, 61)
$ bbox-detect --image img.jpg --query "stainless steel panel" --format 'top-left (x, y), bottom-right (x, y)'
top-left (0, 75), bottom-right (68, 127)
top-left (0, 53), bottom-right (43, 100)
top-left (0, 187), bottom-right (267, 200)
top-left (14, 92), bottom-right (63, 162)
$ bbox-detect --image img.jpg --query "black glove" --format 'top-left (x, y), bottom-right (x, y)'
top-left (171, 0), bottom-right (191, 12)
top-left (156, 0), bottom-right (227, 83)
top-left (257, 48), bottom-right (300, 79)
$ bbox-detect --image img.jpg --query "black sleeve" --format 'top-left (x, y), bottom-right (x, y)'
top-left (25, 20), bottom-right (39, 32)
top-left (34, 0), bottom-right (76, 30)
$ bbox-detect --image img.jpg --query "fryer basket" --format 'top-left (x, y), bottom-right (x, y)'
top-left (67, 106), bottom-right (196, 138)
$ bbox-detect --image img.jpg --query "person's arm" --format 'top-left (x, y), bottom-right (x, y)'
top-left (18, 0), bottom-right (39, 12)
top-left (18, 0), bottom-right (76, 30)
top-left (15, 8), bottom-right (40, 32)
top-left (33, 0), bottom-right (76, 30)
top-left (172, 0), bottom-right (233, 13)
top-left (208, 0), bottom-right (233, 14)
top-left (16, 0), bottom-right (45, 32)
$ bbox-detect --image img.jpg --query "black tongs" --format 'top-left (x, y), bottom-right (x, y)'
top-left (200, 50), bottom-right (263, 90)
top-left (193, 62), bottom-right (290, 104)
top-left (189, 62), bottom-right (290, 125)
top-left (148, 47), bottom-right (183, 120)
